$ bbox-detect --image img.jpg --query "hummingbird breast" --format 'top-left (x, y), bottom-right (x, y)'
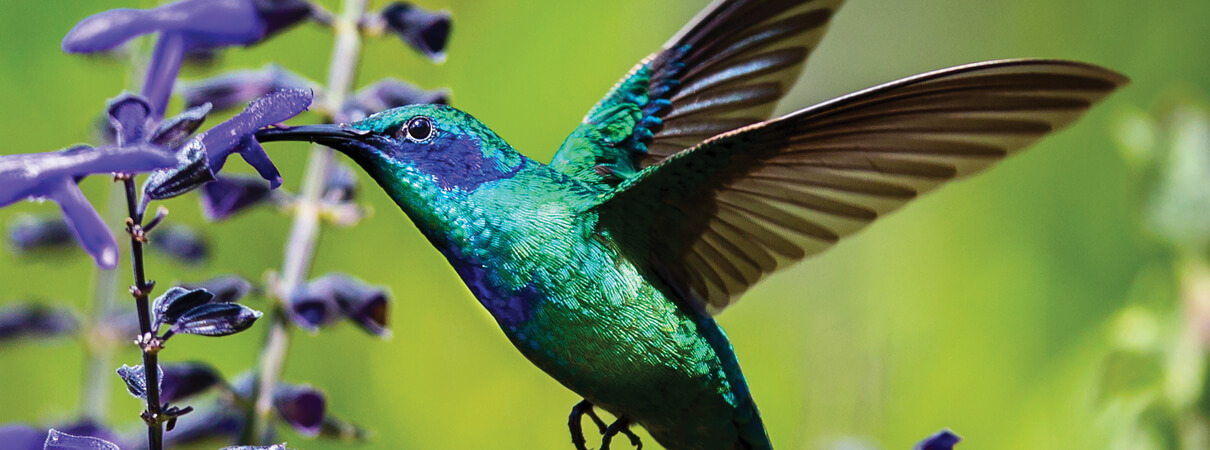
top-left (439, 188), bottom-right (769, 449)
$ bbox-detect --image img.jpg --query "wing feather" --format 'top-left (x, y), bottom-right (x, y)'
top-left (550, 0), bottom-right (844, 187)
top-left (594, 60), bottom-right (1128, 314)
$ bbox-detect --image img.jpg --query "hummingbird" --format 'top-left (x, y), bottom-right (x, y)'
top-left (258, 0), bottom-right (1126, 448)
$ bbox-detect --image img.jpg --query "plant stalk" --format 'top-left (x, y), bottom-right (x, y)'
top-left (122, 177), bottom-right (163, 450)
top-left (245, 0), bottom-right (367, 444)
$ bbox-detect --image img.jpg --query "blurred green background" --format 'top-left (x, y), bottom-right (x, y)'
top-left (1, 0), bottom-right (1208, 449)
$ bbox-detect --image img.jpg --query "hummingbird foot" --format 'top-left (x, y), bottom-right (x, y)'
top-left (568, 399), bottom-right (607, 450)
top-left (600, 417), bottom-right (641, 450)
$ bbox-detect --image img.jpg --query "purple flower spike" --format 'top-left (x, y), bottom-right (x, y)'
top-left (44, 429), bottom-right (120, 450)
top-left (0, 303), bottom-right (78, 342)
top-left (160, 362), bottom-right (223, 404)
top-left (380, 2), bottom-right (451, 62)
top-left (201, 175), bottom-right (274, 221)
top-left (63, 0), bottom-right (314, 115)
top-left (0, 424), bottom-right (44, 450)
top-left (0, 144), bottom-right (175, 268)
top-left (915, 429), bottom-right (961, 450)
top-left (7, 215), bottom-right (74, 252)
top-left (202, 88), bottom-right (314, 188)
top-left (273, 384), bottom-right (326, 437)
top-left (180, 64), bottom-right (315, 112)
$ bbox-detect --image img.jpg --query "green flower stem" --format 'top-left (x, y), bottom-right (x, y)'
top-left (245, 0), bottom-right (367, 444)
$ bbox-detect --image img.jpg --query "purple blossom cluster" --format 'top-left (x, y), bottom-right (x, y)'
top-left (0, 0), bottom-right (450, 449)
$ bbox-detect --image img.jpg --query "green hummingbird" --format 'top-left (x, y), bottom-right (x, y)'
top-left (258, 0), bottom-right (1126, 448)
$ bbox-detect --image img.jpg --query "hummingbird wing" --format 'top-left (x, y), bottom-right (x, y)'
top-left (593, 60), bottom-right (1127, 314)
top-left (549, 0), bottom-right (844, 188)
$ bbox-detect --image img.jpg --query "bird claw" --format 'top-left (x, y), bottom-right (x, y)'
top-left (569, 400), bottom-right (641, 450)
top-left (600, 417), bottom-right (641, 450)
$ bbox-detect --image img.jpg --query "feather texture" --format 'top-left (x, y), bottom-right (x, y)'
top-left (595, 59), bottom-right (1128, 314)
top-left (550, 0), bottom-right (844, 188)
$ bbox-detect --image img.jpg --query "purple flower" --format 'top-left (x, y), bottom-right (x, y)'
top-left (201, 175), bottom-right (274, 221)
top-left (7, 215), bottom-right (74, 253)
top-left (0, 144), bottom-right (175, 268)
top-left (45, 429), bottom-right (120, 450)
top-left (160, 362), bottom-right (223, 404)
top-left (288, 273), bottom-right (391, 337)
top-left (0, 425), bottom-right (45, 450)
top-left (143, 88), bottom-right (314, 199)
top-left (201, 88), bottom-right (315, 189)
top-left (341, 78), bottom-right (448, 122)
top-left (150, 225), bottom-right (210, 264)
top-left (379, 2), bottom-right (451, 62)
top-left (915, 429), bottom-right (961, 450)
top-left (160, 408), bottom-right (241, 448)
top-left (180, 64), bottom-right (316, 112)
top-left (0, 303), bottom-right (78, 343)
top-left (63, 0), bottom-right (315, 115)
top-left (273, 384), bottom-right (326, 437)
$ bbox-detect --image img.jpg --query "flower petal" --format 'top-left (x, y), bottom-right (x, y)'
top-left (287, 288), bottom-right (341, 332)
top-left (44, 429), bottom-right (120, 450)
top-left (381, 2), bottom-right (451, 62)
top-left (62, 0), bottom-right (263, 54)
top-left (160, 362), bottom-right (223, 403)
top-left (253, 0), bottom-right (315, 40)
top-left (202, 88), bottom-right (314, 155)
top-left (0, 424), bottom-right (45, 450)
top-left (152, 286), bottom-right (217, 331)
top-left (151, 224), bottom-right (210, 264)
top-left (200, 175), bottom-right (274, 221)
top-left (342, 78), bottom-right (447, 122)
top-left (143, 139), bottom-right (217, 201)
top-left (116, 364), bottom-right (162, 400)
top-left (152, 103), bottom-right (213, 150)
top-left (915, 429), bottom-right (961, 450)
top-left (105, 94), bottom-right (152, 145)
top-left (183, 275), bottom-right (254, 303)
top-left (7, 215), bottom-right (74, 253)
top-left (170, 303), bottom-right (262, 337)
top-left (0, 303), bottom-right (78, 342)
top-left (180, 64), bottom-right (314, 111)
top-left (47, 178), bottom-right (119, 269)
top-left (0, 143), bottom-right (175, 207)
top-left (273, 384), bottom-right (325, 437)
top-left (323, 161), bottom-right (358, 202)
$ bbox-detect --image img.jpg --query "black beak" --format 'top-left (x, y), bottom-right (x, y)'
top-left (254, 124), bottom-right (370, 151)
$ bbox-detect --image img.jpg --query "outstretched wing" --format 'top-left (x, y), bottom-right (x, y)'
top-left (594, 60), bottom-right (1128, 314)
top-left (550, 0), bottom-right (844, 188)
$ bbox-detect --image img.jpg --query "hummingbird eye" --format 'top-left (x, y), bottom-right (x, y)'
top-left (403, 116), bottom-right (434, 143)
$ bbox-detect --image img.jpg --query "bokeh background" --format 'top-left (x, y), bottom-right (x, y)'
top-left (1, 0), bottom-right (1209, 449)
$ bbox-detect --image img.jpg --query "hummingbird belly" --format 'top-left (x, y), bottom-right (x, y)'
top-left (451, 238), bottom-right (768, 449)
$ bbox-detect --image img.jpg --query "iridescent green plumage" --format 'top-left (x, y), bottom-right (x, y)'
top-left (257, 0), bottom-right (1127, 448)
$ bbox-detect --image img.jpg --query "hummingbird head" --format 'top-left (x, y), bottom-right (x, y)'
top-left (257, 104), bottom-right (530, 245)
top-left (259, 104), bottom-right (525, 193)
